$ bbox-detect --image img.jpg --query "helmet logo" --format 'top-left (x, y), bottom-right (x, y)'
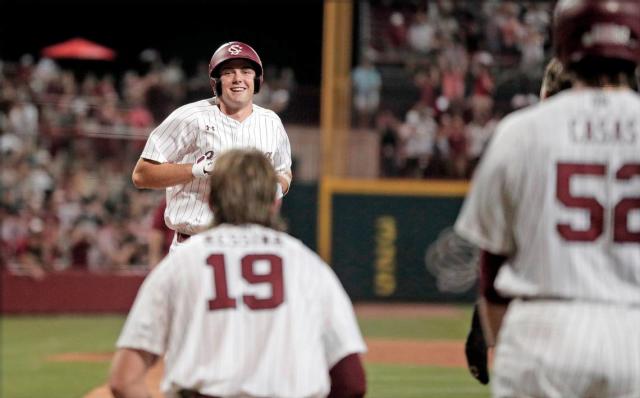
top-left (228, 44), bottom-right (243, 55)
top-left (582, 24), bottom-right (631, 47)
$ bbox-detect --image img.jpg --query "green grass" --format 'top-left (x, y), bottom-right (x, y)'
top-left (358, 306), bottom-right (473, 340)
top-left (1, 316), bottom-right (125, 398)
top-left (366, 364), bottom-right (488, 398)
top-left (1, 306), bottom-right (490, 398)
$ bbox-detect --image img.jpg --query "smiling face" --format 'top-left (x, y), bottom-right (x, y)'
top-left (217, 59), bottom-right (257, 115)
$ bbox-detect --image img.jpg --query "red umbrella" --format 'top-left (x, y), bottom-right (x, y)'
top-left (41, 37), bottom-right (116, 61)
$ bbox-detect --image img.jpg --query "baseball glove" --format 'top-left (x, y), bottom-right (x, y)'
top-left (465, 304), bottom-right (489, 385)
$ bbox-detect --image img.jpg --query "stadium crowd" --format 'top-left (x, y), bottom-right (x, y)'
top-left (1, 0), bottom-right (555, 276)
top-left (0, 53), bottom-right (294, 277)
top-left (358, 0), bottom-right (553, 178)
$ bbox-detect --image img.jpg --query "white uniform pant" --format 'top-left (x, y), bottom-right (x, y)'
top-left (492, 300), bottom-right (640, 398)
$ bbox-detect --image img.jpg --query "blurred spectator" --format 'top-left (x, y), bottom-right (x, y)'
top-left (13, 216), bottom-right (62, 279)
top-left (440, 64), bottom-right (466, 102)
top-left (90, 215), bottom-right (143, 271)
top-left (423, 113), bottom-right (451, 178)
top-left (519, 24), bottom-right (545, 74)
top-left (407, 10), bottom-right (436, 56)
top-left (385, 11), bottom-right (409, 55)
top-left (433, 0), bottom-right (460, 41)
top-left (352, 55), bottom-right (382, 128)
top-left (448, 111), bottom-right (468, 178)
top-left (523, 2), bottom-right (551, 36)
top-left (254, 65), bottom-right (295, 114)
top-left (144, 71), bottom-right (178, 124)
top-left (468, 52), bottom-right (495, 97)
top-left (465, 95), bottom-right (497, 172)
top-left (398, 105), bottom-right (437, 177)
top-left (510, 93), bottom-right (538, 111)
top-left (7, 91), bottom-right (38, 145)
top-left (495, 2), bottom-right (524, 65)
top-left (68, 217), bottom-right (97, 270)
top-left (376, 109), bottom-right (401, 177)
top-left (414, 66), bottom-right (440, 110)
top-left (185, 61), bottom-right (212, 102)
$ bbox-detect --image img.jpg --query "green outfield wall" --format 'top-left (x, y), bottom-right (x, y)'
top-left (291, 179), bottom-right (478, 302)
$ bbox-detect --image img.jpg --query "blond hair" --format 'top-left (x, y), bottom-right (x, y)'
top-left (540, 57), bottom-right (572, 99)
top-left (208, 149), bottom-right (285, 230)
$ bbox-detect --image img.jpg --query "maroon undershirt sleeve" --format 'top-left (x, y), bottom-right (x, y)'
top-left (479, 250), bottom-right (511, 304)
top-left (328, 353), bottom-right (366, 398)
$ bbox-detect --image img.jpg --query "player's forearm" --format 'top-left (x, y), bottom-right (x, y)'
top-left (109, 349), bottom-right (157, 398)
top-left (477, 250), bottom-right (510, 346)
top-left (110, 382), bottom-right (151, 398)
top-left (132, 159), bottom-right (195, 189)
top-left (477, 298), bottom-right (508, 347)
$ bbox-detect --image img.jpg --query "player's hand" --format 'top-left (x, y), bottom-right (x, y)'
top-left (465, 304), bottom-right (490, 385)
top-left (192, 157), bottom-right (214, 178)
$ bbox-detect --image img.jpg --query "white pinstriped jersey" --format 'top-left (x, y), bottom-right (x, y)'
top-left (116, 224), bottom-right (366, 398)
top-left (141, 99), bottom-right (292, 235)
top-left (455, 88), bottom-right (640, 304)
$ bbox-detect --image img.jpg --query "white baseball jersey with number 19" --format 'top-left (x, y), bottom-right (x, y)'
top-left (116, 224), bottom-right (366, 398)
top-left (455, 88), bottom-right (640, 397)
top-left (140, 99), bottom-right (292, 236)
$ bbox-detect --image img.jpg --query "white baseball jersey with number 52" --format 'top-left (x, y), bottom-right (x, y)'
top-left (456, 88), bottom-right (640, 304)
top-left (116, 224), bottom-right (366, 398)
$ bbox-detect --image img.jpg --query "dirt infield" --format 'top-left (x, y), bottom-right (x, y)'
top-left (364, 339), bottom-right (465, 367)
top-left (68, 303), bottom-right (466, 397)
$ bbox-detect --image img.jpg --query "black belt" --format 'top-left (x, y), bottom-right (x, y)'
top-left (176, 232), bottom-right (191, 243)
top-left (520, 296), bottom-right (640, 307)
top-left (178, 390), bottom-right (220, 398)
top-left (520, 296), bottom-right (572, 302)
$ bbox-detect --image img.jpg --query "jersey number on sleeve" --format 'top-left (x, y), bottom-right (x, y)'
top-left (556, 162), bottom-right (640, 242)
top-left (207, 253), bottom-right (284, 310)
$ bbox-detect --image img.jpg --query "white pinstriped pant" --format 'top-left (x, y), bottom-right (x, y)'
top-left (492, 299), bottom-right (640, 398)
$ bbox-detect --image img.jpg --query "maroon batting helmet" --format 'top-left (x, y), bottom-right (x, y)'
top-left (208, 41), bottom-right (263, 96)
top-left (553, 0), bottom-right (640, 66)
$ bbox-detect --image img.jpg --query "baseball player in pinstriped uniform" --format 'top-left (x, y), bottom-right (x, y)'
top-left (463, 56), bottom-right (573, 386)
top-left (455, 0), bottom-right (640, 396)
top-left (110, 149), bottom-right (367, 398)
top-left (132, 41), bottom-right (293, 251)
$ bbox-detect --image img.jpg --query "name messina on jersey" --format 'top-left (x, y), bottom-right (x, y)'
top-left (203, 232), bottom-right (283, 246)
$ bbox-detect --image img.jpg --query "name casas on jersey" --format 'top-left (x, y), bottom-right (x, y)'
top-left (569, 117), bottom-right (638, 144)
